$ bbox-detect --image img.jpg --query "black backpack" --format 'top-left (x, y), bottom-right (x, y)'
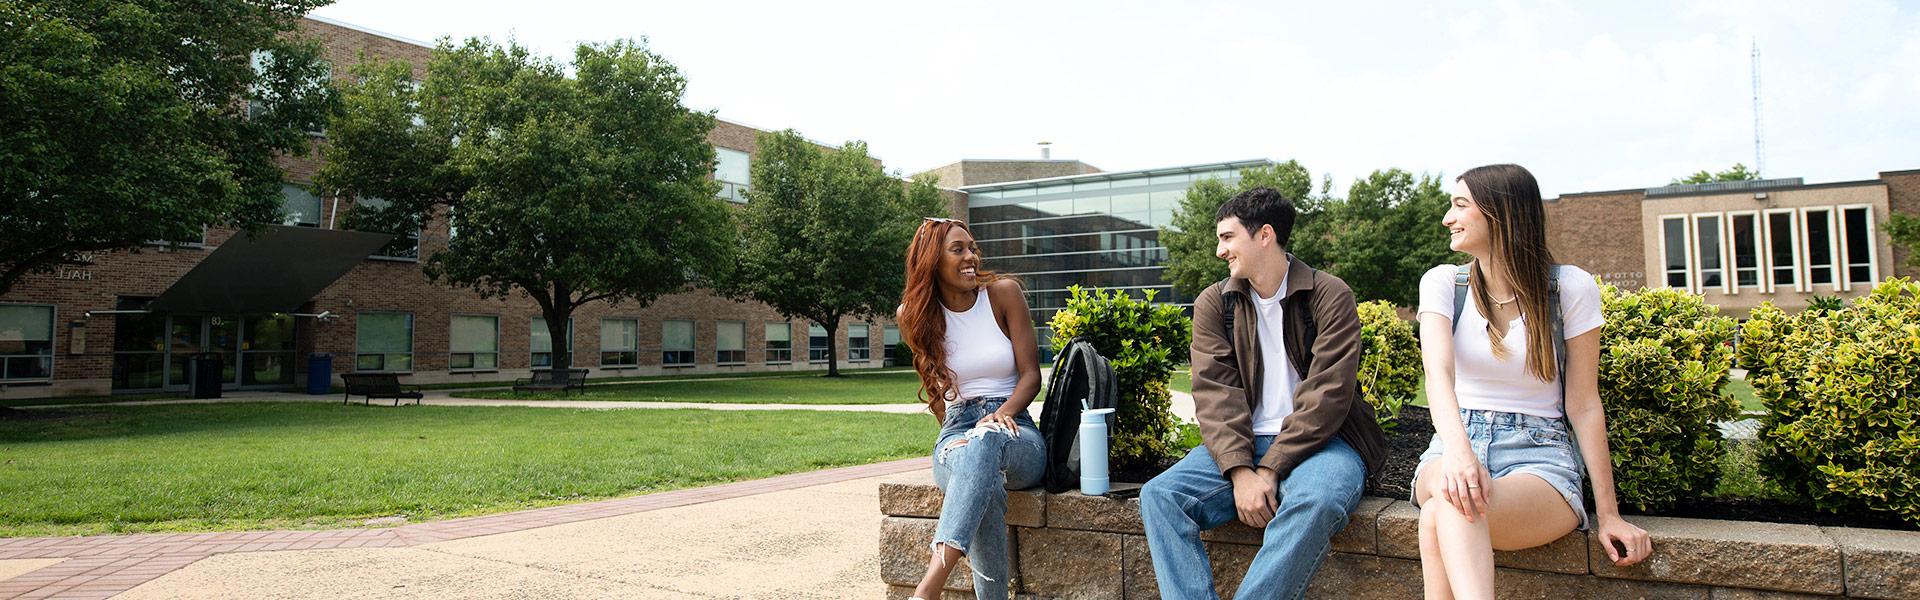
top-left (1038, 336), bottom-right (1118, 493)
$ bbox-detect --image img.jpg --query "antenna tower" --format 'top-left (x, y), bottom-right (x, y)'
top-left (1752, 40), bottom-right (1766, 177)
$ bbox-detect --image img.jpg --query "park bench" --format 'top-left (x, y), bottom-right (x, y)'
top-left (513, 368), bottom-right (589, 395)
top-left (340, 372), bottom-right (425, 406)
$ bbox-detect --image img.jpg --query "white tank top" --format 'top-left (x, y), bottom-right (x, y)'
top-left (943, 288), bottom-right (1020, 400)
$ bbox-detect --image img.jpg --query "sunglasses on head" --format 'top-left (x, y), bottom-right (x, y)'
top-left (923, 217), bottom-right (962, 225)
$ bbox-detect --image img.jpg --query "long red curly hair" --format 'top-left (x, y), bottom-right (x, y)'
top-left (898, 219), bottom-right (1007, 411)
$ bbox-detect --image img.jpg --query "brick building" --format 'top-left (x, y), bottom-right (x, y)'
top-left (0, 16), bottom-right (906, 399)
top-left (1544, 170), bottom-right (1920, 318)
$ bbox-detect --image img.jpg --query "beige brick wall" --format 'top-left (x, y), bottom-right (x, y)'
top-left (912, 160), bottom-right (1102, 188)
top-left (1543, 190), bottom-right (1648, 290)
top-left (1883, 170), bottom-right (1920, 279)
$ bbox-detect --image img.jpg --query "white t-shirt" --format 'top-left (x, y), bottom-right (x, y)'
top-left (1251, 275), bottom-right (1299, 435)
top-left (1416, 264), bottom-right (1604, 419)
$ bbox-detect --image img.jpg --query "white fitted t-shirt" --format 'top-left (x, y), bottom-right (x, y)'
top-left (1251, 275), bottom-right (1299, 435)
top-left (1416, 264), bottom-right (1604, 419)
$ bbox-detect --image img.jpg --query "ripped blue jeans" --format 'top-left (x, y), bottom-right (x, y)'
top-left (930, 396), bottom-right (1047, 599)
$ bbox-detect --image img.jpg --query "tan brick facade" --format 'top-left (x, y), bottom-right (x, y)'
top-left (1882, 169), bottom-right (1920, 278)
top-left (0, 18), bottom-right (897, 399)
top-left (1543, 189), bottom-right (1648, 290)
top-left (913, 159), bottom-right (1102, 188)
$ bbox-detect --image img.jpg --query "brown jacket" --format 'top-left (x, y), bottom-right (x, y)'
top-left (1190, 255), bottom-right (1387, 481)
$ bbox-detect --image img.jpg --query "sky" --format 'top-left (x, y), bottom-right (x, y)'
top-left (307, 0), bottom-right (1920, 198)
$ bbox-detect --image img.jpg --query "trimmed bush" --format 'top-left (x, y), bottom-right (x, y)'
top-left (1597, 284), bottom-right (1741, 512)
top-left (891, 341), bottom-right (913, 368)
top-left (1048, 286), bottom-right (1191, 471)
top-left (1739, 279), bottom-right (1920, 525)
top-left (1356, 300), bottom-right (1419, 429)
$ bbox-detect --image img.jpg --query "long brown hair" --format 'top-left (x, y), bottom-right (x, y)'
top-left (1458, 164), bottom-right (1559, 382)
top-left (897, 219), bottom-right (1005, 409)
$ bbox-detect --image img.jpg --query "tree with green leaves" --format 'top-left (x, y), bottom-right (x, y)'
top-left (1314, 169), bottom-right (1462, 306)
top-left (1889, 213), bottom-right (1920, 270)
top-left (0, 0), bottom-right (336, 295)
top-left (317, 37), bottom-right (732, 372)
top-left (723, 130), bottom-right (948, 376)
top-left (1161, 161), bottom-right (1318, 297)
top-left (1672, 163), bottom-right (1760, 185)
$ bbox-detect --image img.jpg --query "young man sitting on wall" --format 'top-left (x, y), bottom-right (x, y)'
top-left (1140, 187), bottom-right (1387, 599)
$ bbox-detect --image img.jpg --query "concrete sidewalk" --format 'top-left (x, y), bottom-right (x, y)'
top-left (0, 460), bottom-right (933, 599)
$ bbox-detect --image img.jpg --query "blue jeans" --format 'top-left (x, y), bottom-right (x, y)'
top-left (1140, 436), bottom-right (1366, 600)
top-left (930, 396), bottom-right (1046, 600)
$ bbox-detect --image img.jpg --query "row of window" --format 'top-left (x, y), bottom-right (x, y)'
top-left (353, 313), bottom-right (901, 373)
top-left (1659, 205), bottom-right (1879, 294)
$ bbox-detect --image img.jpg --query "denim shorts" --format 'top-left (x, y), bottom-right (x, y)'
top-left (1414, 408), bottom-right (1588, 530)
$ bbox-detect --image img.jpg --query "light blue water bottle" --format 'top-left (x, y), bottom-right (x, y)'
top-left (1079, 404), bottom-right (1118, 495)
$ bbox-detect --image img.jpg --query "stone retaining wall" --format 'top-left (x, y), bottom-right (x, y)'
top-left (875, 472), bottom-right (1920, 599)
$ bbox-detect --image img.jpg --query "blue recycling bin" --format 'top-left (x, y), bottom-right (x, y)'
top-left (306, 353), bottom-right (333, 395)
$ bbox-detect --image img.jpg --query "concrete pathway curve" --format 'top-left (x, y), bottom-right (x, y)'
top-left (0, 459), bottom-right (931, 599)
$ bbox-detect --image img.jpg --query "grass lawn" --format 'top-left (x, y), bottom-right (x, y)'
top-left (0, 403), bottom-right (935, 537)
top-left (455, 370), bottom-right (927, 404)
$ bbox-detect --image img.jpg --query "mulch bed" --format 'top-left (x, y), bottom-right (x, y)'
top-left (1120, 405), bottom-right (1914, 531)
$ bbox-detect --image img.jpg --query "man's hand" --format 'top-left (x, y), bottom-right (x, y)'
top-left (1228, 466), bottom-right (1279, 528)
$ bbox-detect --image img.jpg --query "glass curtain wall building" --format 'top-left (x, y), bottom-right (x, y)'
top-left (961, 159), bottom-right (1270, 357)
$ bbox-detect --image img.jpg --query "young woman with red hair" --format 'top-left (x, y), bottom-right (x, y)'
top-left (896, 217), bottom-right (1046, 600)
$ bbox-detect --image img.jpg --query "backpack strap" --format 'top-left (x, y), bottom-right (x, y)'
top-left (1451, 264), bottom-right (1470, 333)
top-left (1218, 278), bottom-right (1240, 353)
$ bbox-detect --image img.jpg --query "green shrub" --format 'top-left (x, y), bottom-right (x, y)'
top-left (1048, 286), bottom-right (1191, 471)
top-left (1597, 284), bottom-right (1740, 512)
top-left (891, 341), bottom-right (913, 368)
top-left (1738, 279), bottom-right (1920, 525)
top-left (1357, 300), bottom-right (1419, 429)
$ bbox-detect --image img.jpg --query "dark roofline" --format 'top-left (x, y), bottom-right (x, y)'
top-left (1644, 178), bottom-right (1884, 200)
top-left (1880, 168), bottom-right (1920, 177)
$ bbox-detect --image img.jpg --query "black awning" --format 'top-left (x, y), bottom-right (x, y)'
top-left (149, 225), bottom-right (395, 314)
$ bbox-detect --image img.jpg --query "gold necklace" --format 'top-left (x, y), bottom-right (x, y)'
top-left (1490, 295), bottom-right (1518, 307)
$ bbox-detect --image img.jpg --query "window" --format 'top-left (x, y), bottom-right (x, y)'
top-left (600, 318), bottom-right (638, 367)
top-left (716, 321), bottom-right (745, 365)
top-left (662, 320), bottom-right (694, 367)
top-left (531, 317), bottom-right (573, 368)
top-left (765, 322), bottom-right (792, 364)
top-left (449, 315), bottom-right (498, 371)
top-left (848, 323), bottom-right (870, 362)
top-left (241, 314), bottom-right (295, 386)
top-left (1764, 209), bottom-right (1801, 292)
top-left (0, 304), bottom-right (54, 382)
top-left (715, 147), bottom-right (751, 203)
top-left (1729, 211), bottom-right (1762, 290)
top-left (1840, 206), bottom-right (1877, 288)
top-left (281, 184), bottom-right (322, 227)
top-left (1693, 214), bottom-right (1727, 292)
top-left (356, 197), bottom-right (421, 260)
top-left (1803, 208), bottom-right (1839, 290)
top-left (1660, 216), bottom-right (1692, 290)
top-left (808, 324), bottom-right (830, 363)
top-left (883, 325), bottom-right (900, 363)
top-left (355, 312), bottom-right (413, 372)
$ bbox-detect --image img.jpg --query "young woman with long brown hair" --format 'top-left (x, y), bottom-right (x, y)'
top-left (1413, 164), bottom-right (1651, 598)
top-left (895, 217), bottom-right (1045, 600)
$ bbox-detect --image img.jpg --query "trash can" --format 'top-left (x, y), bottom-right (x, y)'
top-left (306, 353), bottom-right (333, 395)
top-left (188, 352), bottom-right (224, 399)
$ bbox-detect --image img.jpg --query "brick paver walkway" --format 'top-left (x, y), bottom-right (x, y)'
top-left (0, 457), bottom-right (925, 600)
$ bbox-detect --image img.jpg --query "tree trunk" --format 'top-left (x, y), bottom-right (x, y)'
top-left (544, 304), bottom-right (574, 372)
top-left (822, 315), bottom-right (841, 377)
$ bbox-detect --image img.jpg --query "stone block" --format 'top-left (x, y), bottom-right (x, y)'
top-left (1494, 567), bottom-right (1709, 599)
top-left (1827, 526), bottom-right (1920, 600)
top-left (1706, 588), bottom-right (1837, 599)
top-left (1016, 527), bottom-right (1125, 599)
top-left (1198, 496), bottom-right (1391, 555)
top-left (1376, 499), bottom-right (1593, 574)
top-left (878, 472), bottom-right (1045, 528)
top-left (1305, 553), bottom-right (1425, 600)
top-left (878, 516), bottom-right (976, 592)
top-left (1045, 491), bottom-right (1143, 534)
top-left (1589, 516), bottom-right (1842, 595)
